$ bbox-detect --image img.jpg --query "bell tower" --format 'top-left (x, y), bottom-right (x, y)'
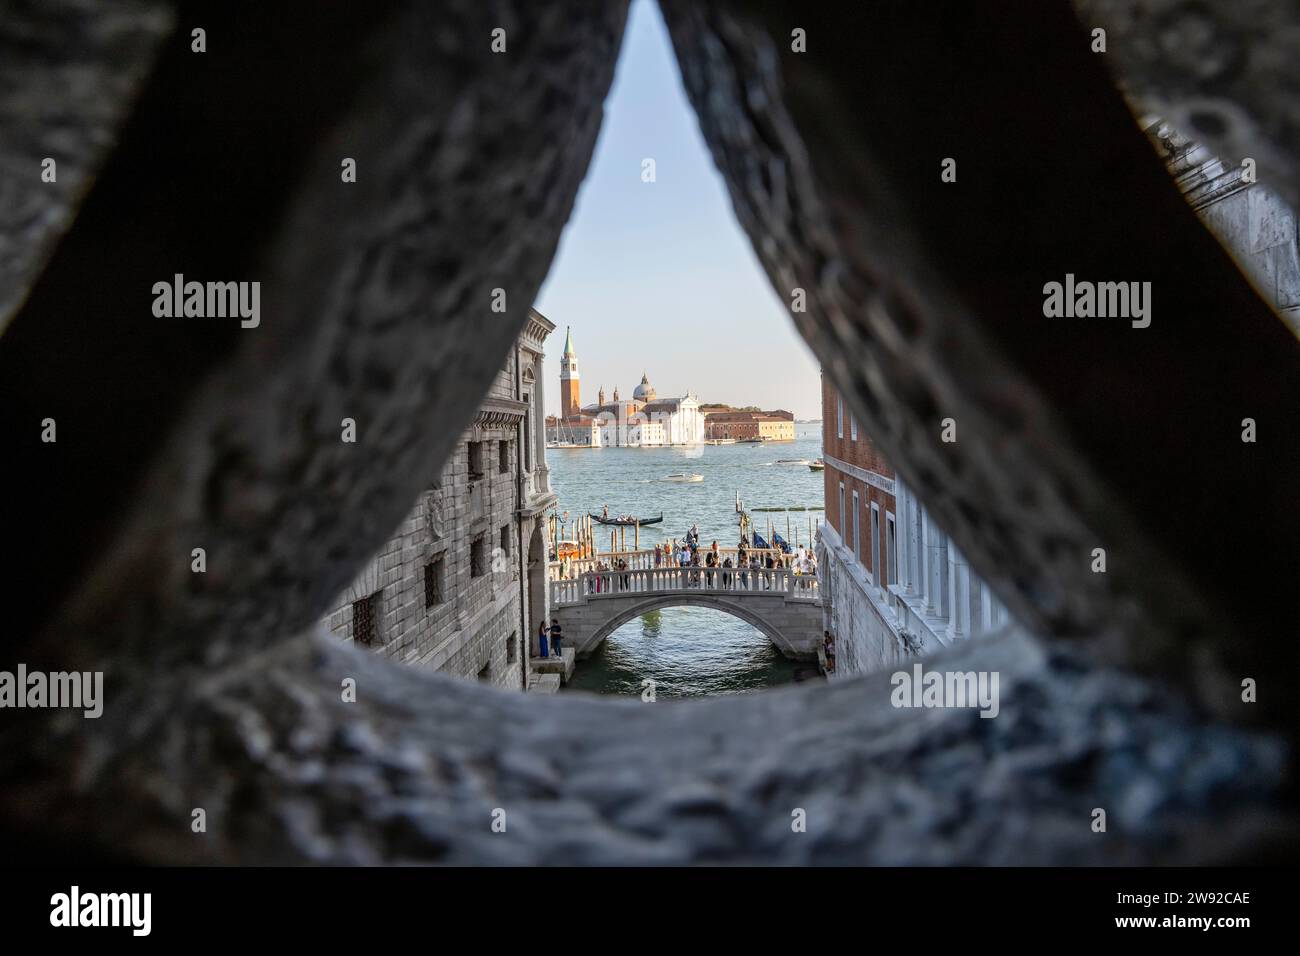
top-left (560, 326), bottom-right (580, 418)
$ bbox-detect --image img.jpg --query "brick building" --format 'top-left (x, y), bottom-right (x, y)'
top-left (817, 374), bottom-right (1009, 676)
top-left (323, 309), bottom-right (558, 690)
top-left (704, 407), bottom-right (796, 441)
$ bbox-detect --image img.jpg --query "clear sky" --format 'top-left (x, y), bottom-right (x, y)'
top-left (535, 0), bottom-right (822, 420)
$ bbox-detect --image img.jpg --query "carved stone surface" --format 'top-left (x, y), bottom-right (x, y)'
top-left (8, 627), bottom-right (1293, 864)
top-left (0, 0), bottom-right (171, 335)
top-left (5, 0), bottom-right (629, 675)
top-left (1, 0), bottom-right (1296, 863)
top-left (659, 0), bottom-right (1300, 729)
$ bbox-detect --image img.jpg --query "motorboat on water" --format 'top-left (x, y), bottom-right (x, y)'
top-left (554, 539), bottom-right (585, 559)
top-left (663, 473), bottom-right (704, 482)
top-left (776, 458), bottom-right (810, 465)
top-left (808, 459), bottom-right (826, 472)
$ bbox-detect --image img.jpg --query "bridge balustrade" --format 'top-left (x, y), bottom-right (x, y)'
top-left (550, 547), bottom-right (796, 580)
top-left (550, 564), bottom-right (819, 607)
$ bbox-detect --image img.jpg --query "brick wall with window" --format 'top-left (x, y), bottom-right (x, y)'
top-left (822, 375), bottom-right (895, 476)
top-left (822, 374), bottom-right (897, 587)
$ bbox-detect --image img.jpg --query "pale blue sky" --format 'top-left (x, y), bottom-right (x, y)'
top-left (535, 0), bottom-right (822, 419)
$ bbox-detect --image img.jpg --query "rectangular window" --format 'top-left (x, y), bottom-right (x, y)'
top-left (424, 557), bottom-right (445, 609)
top-left (850, 414), bottom-right (857, 441)
top-left (838, 482), bottom-right (846, 539)
top-left (471, 534), bottom-right (487, 578)
top-left (500, 524), bottom-right (511, 558)
top-left (523, 395), bottom-right (532, 471)
top-left (886, 513), bottom-right (897, 591)
top-left (852, 490), bottom-right (861, 563)
top-left (499, 439), bottom-right (511, 474)
top-left (507, 633), bottom-right (518, 664)
top-left (468, 441), bottom-right (485, 480)
top-left (871, 503), bottom-right (881, 590)
top-left (352, 590), bottom-right (381, 646)
top-left (837, 395), bottom-right (843, 438)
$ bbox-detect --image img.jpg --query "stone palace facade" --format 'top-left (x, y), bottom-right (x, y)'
top-left (322, 309), bottom-right (558, 691)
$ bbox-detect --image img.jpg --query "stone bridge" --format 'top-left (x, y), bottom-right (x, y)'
top-left (551, 567), bottom-right (822, 659)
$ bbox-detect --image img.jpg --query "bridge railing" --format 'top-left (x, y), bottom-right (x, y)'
top-left (550, 565), bottom-right (820, 606)
top-left (550, 546), bottom-right (795, 579)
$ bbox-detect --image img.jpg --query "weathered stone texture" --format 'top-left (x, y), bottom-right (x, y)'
top-left (5, 0), bottom-right (627, 677)
top-left (21, 626), bottom-right (1291, 865)
top-left (659, 0), bottom-right (1300, 728)
top-left (0, 0), bottom-right (171, 335)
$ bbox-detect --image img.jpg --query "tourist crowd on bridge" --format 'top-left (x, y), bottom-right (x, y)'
top-left (568, 524), bottom-right (817, 595)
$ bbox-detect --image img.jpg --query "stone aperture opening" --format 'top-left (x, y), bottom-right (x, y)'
top-left (0, 0), bottom-right (1296, 863)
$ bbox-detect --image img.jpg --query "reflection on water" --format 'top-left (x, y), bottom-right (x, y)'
top-left (563, 606), bottom-right (819, 698)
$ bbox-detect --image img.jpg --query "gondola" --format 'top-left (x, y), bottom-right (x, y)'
top-left (590, 512), bottom-right (664, 526)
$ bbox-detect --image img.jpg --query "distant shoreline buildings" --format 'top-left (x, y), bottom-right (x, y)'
top-left (545, 326), bottom-right (794, 447)
top-left (701, 406), bottom-right (795, 442)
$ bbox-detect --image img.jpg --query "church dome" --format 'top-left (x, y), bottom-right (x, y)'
top-left (633, 372), bottom-right (656, 403)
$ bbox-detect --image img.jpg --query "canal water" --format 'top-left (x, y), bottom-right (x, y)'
top-left (548, 424), bottom-right (825, 698)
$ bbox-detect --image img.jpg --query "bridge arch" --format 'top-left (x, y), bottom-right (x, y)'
top-left (585, 595), bottom-right (799, 657)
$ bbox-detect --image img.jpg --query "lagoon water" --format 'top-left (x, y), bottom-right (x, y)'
top-left (548, 424), bottom-right (825, 697)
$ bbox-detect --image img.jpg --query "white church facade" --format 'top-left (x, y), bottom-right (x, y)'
top-left (548, 329), bottom-right (706, 447)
